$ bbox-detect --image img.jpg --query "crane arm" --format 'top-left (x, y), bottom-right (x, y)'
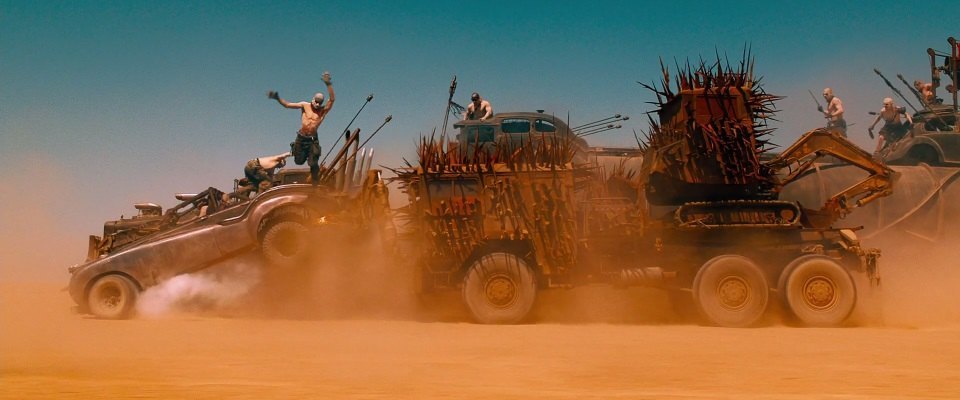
top-left (764, 128), bottom-right (896, 226)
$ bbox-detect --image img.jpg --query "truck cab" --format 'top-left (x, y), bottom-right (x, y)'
top-left (453, 112), bottom-right (589, 160)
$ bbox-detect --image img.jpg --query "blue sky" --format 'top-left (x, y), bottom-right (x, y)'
top-left (1, 1), bottom-right (956, 280)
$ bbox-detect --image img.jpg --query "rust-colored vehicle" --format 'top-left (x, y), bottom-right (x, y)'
top-left (69, 128), bottom-right (390, 319)
top-left (877, 37), bottom-right (960, 166)
top-left (395, 59), bottom-right (892, 327)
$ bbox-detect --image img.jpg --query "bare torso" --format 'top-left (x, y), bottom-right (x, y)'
top-left (466, 100), bottom-right (493, 120)
top-left (880, 107), bottom-right (902, 125)
top-left (299, 105), bottom-right (330, 136)
top-left (827, 97), bottom-right (844, 121)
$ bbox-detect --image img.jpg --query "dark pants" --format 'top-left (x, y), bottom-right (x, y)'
top-left (244, 159), bottom-right (272, 193)
top-left (879, 122), bottom-right (909, 148)
top-left (292, 133), bottom-right (321, 186)
top-left (827, 118), bottom-right (847, 137)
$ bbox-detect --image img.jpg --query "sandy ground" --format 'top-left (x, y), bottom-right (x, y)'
top-left (2, 273), bottom-right (959, 399)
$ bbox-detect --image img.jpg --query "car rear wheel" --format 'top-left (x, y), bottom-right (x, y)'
top-left (87, 274), bottom-right (139, 319)
top-left (260, 219), bottom-right (312, 268)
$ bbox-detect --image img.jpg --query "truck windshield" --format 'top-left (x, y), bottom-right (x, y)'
top-left (501, 118), bottom-right (531, 134)
top-left (535, 119), bottom-right (556, 132)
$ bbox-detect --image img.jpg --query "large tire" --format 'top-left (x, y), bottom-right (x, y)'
top-left (462, 252), bottom-right (537, 324)
top-left (87, 274), bottom-right (139, 319)
top-left (693, 255), bottom-right (769, 328)
top-left (778, 255), bottom-right (856, 327)
top-left (260, 219), bottom-right (311, 268)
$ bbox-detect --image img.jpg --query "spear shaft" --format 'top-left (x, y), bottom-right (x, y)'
top-left (440, 76), bottom-right (457, 143)
top-left (321, 94), bottom-right (374, 165)
top-left (874, 68), bottom-right (920, 113)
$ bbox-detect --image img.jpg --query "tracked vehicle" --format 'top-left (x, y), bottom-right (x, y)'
top-left (395, 58), bottom-right (893, 327)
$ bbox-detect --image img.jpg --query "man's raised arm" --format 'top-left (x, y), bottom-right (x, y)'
top-left (267, 90), bottom-right (307, 110)
top-left (322, 71), bottom-right (335, 111)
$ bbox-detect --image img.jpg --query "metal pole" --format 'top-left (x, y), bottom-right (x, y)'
top-left (949, 37), bottom-right (958, 115)
top-left (357, 115), bottom-right (393, 150)
top-left (321, 94), bottom-right (373, 165)
top-left (572, 114), bottom-right (622, 130)
top-left (440, 76), bottom-right (457, 144)
top-left (874, 69), bottom-right (920, 113)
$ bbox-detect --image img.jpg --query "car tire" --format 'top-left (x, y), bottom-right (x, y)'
top-left (260, 219), bottom-right (311, 268)
top-left (87, 274), bottom-right (139, 319)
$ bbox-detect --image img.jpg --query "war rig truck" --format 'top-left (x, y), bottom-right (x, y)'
top-left (393, 59), bottom-right (894, 327)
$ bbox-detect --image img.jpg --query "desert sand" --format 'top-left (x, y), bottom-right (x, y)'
top-left (3, 243), bottom-right (960, 400)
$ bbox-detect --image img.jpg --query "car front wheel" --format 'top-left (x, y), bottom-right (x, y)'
top-left (87, 274), bottom-right (139, 319)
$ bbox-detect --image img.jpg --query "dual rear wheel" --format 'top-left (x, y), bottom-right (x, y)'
top-left (778, 255), bottom-right (857, 327)
top-left (692, 254), bottom-right (856, 327)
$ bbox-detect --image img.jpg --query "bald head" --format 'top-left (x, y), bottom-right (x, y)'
top-left (822, 88), bottom-right (834, 101)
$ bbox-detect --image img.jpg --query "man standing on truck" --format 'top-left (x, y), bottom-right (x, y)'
top-left (464, 92), bottom-right (493, 121)
top-left (869, 97), bottom-right (914, 154)
top-left (243, 152), bottom-right (292, 196)
top-left (267, 71), bottom-right (335, 186)
top-left (819, 87), bottom-right (847, 136)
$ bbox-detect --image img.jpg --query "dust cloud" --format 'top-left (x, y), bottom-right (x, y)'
top-left (123, 227), bottom-right (960, 328)
top-left (136, 257), bottom-right (262, 318)
top-left (855, 235), bottom-right (960, 328)
top-left (161, 231), bottom-right (424, 321)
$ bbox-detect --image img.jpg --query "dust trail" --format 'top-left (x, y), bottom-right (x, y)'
top-left (136, 257), bottom-right (261, 318)
top-left (242, 228), bottom-right (420, 321)
top-left (856, 236), bottom-right (960, 328)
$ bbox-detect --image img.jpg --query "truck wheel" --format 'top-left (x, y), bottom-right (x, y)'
top-left (693, 255), bottom-right (769, 327)
top-left (87, 274), bottom-right (139, 319)
top-left (261, 219), bottom-right (311, 268)
top-left (779, 256), bottom-right (856, 327)
top-left (462, 252), bottom-right (537, 324)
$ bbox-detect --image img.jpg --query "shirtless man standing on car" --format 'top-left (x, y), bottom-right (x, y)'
top-left (267, 71), bottom-right (335, 186)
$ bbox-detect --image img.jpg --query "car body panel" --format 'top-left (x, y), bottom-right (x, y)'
top-left (67, 183), bottom-right (334, 308)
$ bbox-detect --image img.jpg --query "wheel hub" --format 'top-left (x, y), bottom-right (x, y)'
top-left (802, 275), bottom-right (838, 310)
top-left (98, 285), bottom-right (122, 309)
top-left (484, 275), bottom-right (518, 308)
top-left (716, 276), bottom-right (750, 311)
top-left (274, 231), bottom-right (303, 257)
